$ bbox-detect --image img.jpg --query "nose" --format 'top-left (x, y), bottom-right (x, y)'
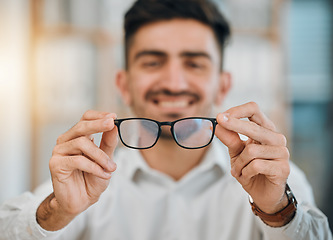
top-left (161, 60), bottom-right (189, 92)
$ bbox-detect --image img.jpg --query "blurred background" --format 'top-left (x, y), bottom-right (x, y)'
top-left (0, 0), bottom-right (332, 229)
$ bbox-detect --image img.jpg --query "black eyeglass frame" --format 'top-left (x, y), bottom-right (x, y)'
top-left (114, 117), bottom-right (217, 150)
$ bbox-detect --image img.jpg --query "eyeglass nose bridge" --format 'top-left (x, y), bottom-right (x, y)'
top-left (158, 121), bottom-right (174, 133)
top-left (159, 121), bottom-right (173, 126)
top-left (156, 121), bottom-right (176, 139)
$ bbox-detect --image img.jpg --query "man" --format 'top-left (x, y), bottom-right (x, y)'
top-left (0, 0), bottom-right (331, 239)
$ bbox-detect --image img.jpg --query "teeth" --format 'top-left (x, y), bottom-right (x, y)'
top-left (159, 101), bottom-right (188, 108)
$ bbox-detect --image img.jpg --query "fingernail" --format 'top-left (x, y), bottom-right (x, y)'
top-left (104, 170), bottom-right (112, 177)
top-left (108, 161), bottom-right (117, 170)
top-left (106, 113), bottom-right (117, 119)
top-left (222, 113), bottom-right (229, 122)
top-left (104, 118), bottom-right (113, 126)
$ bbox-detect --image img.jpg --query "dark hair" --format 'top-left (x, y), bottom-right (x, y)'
top-left (124, 0), bottom-right (231, 69)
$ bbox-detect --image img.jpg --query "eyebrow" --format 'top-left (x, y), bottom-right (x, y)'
top-left (133, 50), bottom-right (212, 62)
top-left (180, 51), bottom-right (212, 61)
top-left (134, 50), bottom-right (167, 61)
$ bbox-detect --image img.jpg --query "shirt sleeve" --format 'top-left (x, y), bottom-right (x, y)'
top-left (0, 182), bottom-right (66, 240)
top-left (256, 162), bottom-right (333, 240)
top-left (256, 202), bottom-right (332, 240)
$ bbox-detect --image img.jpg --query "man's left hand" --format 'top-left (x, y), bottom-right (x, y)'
top-left (215, 102), bottom-right (290, 218)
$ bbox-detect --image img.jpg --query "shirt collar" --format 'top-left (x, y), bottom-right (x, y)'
top-left (115, 138), bottom-right (230, 181)
top-left (198, 139), bottom-right (230, 174)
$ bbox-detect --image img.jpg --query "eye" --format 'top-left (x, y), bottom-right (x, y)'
top-left (186, 61), bottom-right (204, 69)
top-left (141, 59), bottom-right (164, 69)
top-left (143, 61), bottom-right (161, 67)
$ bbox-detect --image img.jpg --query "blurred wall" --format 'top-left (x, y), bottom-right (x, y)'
top-left (287, 0), bottom-right (333, 217)
top-left (0, 0), bottom-right (31, 203)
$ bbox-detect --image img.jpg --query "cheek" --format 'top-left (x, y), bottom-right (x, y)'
top-left (201, 81), bottom-right (221, 104)
top-left (128, 77), bottom-right (151, 102)
top-left (198, 79), bottom-right (217, 96)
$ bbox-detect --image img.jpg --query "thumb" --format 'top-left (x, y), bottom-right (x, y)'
top-left (215, 113), bottom-right (245, 158)
top-left (100, 123), bottom-right (118, 158)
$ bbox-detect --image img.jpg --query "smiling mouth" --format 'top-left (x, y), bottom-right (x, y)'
top-left (147, 90), bottom-right (199, 109)
top-left (153, 99), bottom-right (195, 108)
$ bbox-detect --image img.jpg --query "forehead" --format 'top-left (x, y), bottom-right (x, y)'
top-left (128, 19), bottom-right (220, 64)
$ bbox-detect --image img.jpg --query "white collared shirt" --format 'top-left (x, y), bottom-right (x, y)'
top-left (0, 140), bottom-right (332, 240)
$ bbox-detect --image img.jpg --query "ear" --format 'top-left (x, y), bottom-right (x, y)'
top-left (115, 70), bottom-right (132, 106)
top-left (215, 72), bottom-right (232, 106)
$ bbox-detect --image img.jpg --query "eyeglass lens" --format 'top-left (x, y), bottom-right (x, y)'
top-left (173, 118), bottom-right (214, 148)
top-left (117, 118), bottom-right (215, 149)
top-left (118, 119), bottom-right (159, 149)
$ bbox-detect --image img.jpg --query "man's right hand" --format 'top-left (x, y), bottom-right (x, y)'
top-left (36, 110), bottom-right (118, 231)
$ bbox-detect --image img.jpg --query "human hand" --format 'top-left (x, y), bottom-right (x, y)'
top-left (37, 110), bottom-right (118, 230)
top-left (215, 102), bottom-right (290, 216)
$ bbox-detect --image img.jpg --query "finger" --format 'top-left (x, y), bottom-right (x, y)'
top-left (238, 159), bottom-right (290, 186)
top-left (53, 136), bottom-right (116, 172)
top-left (214, 123), bottom-right (245, 158)
top-left (217, 113), bottom-right (287, 146)
top-left (57, 115), bottom-right (116, 144)
top-left (52, 155), bottom-right (113, 180)
top-left (231, 144), bottom-right (290, 178)
top-left (225, 102), bottom-right (276, 131)
top-left (100, 126), bottom-right (118, 158)
top-left (81, 110), bottom-right (117, 121)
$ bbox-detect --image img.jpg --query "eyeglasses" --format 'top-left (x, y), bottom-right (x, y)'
top-left (114, 117), bottom-right (217, 149)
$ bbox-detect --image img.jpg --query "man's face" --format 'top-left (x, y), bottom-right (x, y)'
top-left (117, 19), bottom-right (230, 122)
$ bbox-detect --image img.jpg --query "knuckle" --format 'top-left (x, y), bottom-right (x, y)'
top-left (278, 161), bottom-right (290, 178)
top-left (49, 157), bottom-right (57, 170)
top-left (82, 110), bottom-right (93, 119)
top-left (49, 155), bottom-right (63, 172)
top-left (248, 101), bottom-right (259, 111)
top-left (245, 144), bottom-right (258, 158)
top-left (275, 133), bottom-right (287, 146)
top-left (241, 168), bottom-right (249, 179)
top-left (281, 146), bottom-right (290, 159)
top-left (56, 134), bottom-right (65, 145)
top-left (284, 163), bottom-right (291, 176)
top-left (74, 121), bottom-right (87, 135)
top-left (250, 160), bottom-right (261, 173)
top-left (52, 145), bottom-right (61, 156)
top-left (283, 167), bottom-right (290, 178)
top-left (280, 134), bottom-right (287, 146)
